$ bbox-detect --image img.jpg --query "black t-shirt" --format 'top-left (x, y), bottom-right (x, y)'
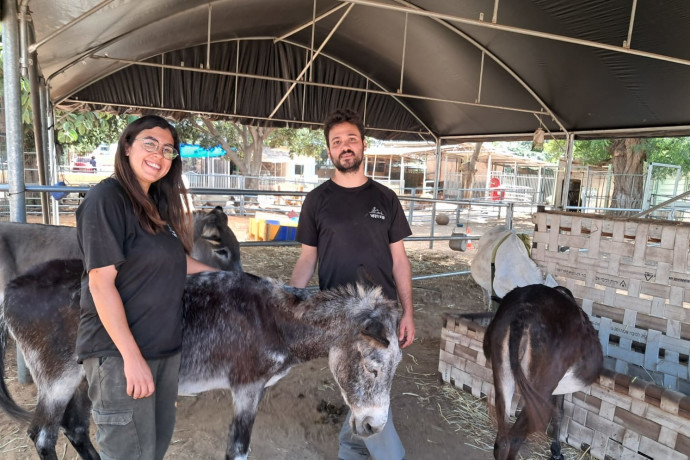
top-left (296, 179), bottom-right (412, 300)
top-left (76, 178), bottom-right (187, 362)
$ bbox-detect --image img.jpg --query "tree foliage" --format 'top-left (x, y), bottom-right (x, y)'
top-left (542, 136), bottom-right (690, 214)
top-left (55, 111), bottom-right (132, 154)
top-left (266, 126), bottom-right (326, 159)
top-left (175, 117), bottom-right (326, 176)
top-left (1, 48), bottom-right (131, 156)
top-left (544, 137), bottom-right (690, 175)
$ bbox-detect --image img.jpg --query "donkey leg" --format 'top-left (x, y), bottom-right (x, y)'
top-left (226, 383), bottom-right (265, 460)
top-left (549, 395), bottom-right (565, 460)
top-left (505, 408), bottom-right (532, 460)
top-left (492, 386), bottom-right (512, 460)
top-left (61, 380), bottom-right (100, 460)
top-left (27, 405), bottom-right (62, 460)
top-left (491, 336), bottom-right (515, 460)
top-left (28, 366), bottom-right (87, 460)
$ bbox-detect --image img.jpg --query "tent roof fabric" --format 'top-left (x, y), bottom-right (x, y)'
top-left (25, 0), bottom-right (690, 141)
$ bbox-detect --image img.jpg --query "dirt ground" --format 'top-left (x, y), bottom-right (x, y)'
top-left (0, 211), bottom-right (581, 459)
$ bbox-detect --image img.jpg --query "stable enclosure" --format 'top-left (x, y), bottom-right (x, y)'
top-left (440, 210), bottom-right (690, 460)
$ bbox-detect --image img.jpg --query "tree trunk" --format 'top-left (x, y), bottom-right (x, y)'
top-left (461, 142), bottom-right (482, 201)
top-left (242, 126), bottom-right (274, 189)
top-left (201, 118), bottom-right (247, 175)
top-left (610, 138), bottom-right (646, 215)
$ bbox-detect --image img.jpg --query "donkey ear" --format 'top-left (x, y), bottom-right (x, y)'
top-left (355, 265), bottom-right (378, 289)
top-left (361, 320), bottom-right (390, 348)
top-left (211, 206), bottom-right (228, 226)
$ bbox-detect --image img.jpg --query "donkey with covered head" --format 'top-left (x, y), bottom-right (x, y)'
top-left (471, 225), bottom-right (558, 304)
top-left (1, 263), bottom-right (401, 460)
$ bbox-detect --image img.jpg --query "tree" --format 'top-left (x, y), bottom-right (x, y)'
top-left (544, 137), bottom-right (690, 214)
top-left (609, 138), bottom-right (646, 212)
top-left (176, 118), bottom-right (271, 177)
top-left (461, 142), bottom-right (482, 201)
top-left (54, 111), bottom-right (131, 155)
top-left (176, 118), bottom-right (326, 178)
top-left (2, 45), bottom-right (132, 161)
top-left (266, 126), bottom-right (326, 159)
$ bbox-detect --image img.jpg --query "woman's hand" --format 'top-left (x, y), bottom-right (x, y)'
top-left (90, 265), bottom-right (155, 398)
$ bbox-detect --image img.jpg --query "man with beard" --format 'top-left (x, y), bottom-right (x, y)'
top-left (290, 108), bottom-right (415, 460)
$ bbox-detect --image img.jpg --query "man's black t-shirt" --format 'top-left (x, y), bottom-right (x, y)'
top-left (296, 179), bottom-right (411, 300)
top-left (75, 178), bottom-right (187, 362)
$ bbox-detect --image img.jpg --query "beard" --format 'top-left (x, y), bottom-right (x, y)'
top-left (332, 150), bottom-right (363, 173)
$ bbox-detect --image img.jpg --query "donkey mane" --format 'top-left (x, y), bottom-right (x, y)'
top-left (296, 283), bottom-right (393, 322)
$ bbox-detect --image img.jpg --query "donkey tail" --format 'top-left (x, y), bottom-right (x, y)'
top-left (508, 318), bottom-right (553, 431)
top-left (0, 316), bottom-right (32, 423)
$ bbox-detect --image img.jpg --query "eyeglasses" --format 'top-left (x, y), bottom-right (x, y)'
top-left (134, 137), bottom-right (179, 160)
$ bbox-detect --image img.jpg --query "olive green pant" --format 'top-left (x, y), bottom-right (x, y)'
top-left (83, 354), bottom-right (181, 460)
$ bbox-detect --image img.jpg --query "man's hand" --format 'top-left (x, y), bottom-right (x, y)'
top-left (124, 355), bottom-right (155, 399)
top-left (398, 312), bottom-right (416, 348)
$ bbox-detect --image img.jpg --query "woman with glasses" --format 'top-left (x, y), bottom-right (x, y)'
top-left (76, 115), bottom-right (218, 460)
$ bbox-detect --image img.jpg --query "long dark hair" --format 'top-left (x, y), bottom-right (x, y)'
top-left (113, 115), bottom-right (192, 253)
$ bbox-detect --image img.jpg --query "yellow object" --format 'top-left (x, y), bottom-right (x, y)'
top-left (248, 218), bottom-right (259, 240)
top-left (265, 220), bottom-right (281, 241)
top-left (257, 220), bottom-right (268, 241)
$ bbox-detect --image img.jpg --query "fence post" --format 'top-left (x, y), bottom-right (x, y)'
top-left (408, 188), bottom-right (415, 224)
top-left (239, 176), bottom-right (246, 215)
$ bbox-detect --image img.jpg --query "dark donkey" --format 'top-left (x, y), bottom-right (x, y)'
top-left (1, 263), bottom-right (401, 460)
top-left (0, 205), bottom-right (241, 303)
top-left (483, 284), bottom-right (603, 460)
top-left (0, 206), bottom-right (241, 459)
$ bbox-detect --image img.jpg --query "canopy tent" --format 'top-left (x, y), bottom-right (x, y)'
top-left (13, 0), bottom-right (690, 143)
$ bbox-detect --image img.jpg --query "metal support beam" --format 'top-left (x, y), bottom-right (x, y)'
top-left (4, 0), bottom-right (27, 223)
top-left (347, 0), bottom-right (690, 67)
top-left (385, 0), bottom-right (568, 134)
top-left (23, 9), bottom-right (50, 223)
top-left (89, 54), bottom-right (547, 117)
top-left (206, 3), bottom-right (212, 69)
top-left (399, 12), bottom-right (408, 93)
top-left (273, 2), bottom-right (348, 43)
top-left (561, 133), bottom-right (574, 209)
top-left (62, 98), bottom-right (429, 137)
top-left (624, 0), bottom-right (638, 48)
top-left (43, 84), bottom-right (61, 224)
top-left (3, 0), bottom-right (30, 385)
top-left (268, 3), bottom-right (354, 119)
top-left (28, 0), bottom-right (117, 53)
top-left (634, 187), bottom-right (690, 218)
top-left (429, 139), bottom-right (442, 249)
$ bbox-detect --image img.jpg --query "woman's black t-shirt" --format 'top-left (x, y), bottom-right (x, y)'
top-left (295, 179), bottom-right (411, 300)
top-left (75, 178), bottom-right (187, 362)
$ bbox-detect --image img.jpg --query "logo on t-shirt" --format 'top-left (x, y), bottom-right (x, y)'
top-left (368, 207), bottom-right (386, 220)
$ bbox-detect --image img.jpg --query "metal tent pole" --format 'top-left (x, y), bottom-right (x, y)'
top-left (3, 0), bottom-right (31, 384)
